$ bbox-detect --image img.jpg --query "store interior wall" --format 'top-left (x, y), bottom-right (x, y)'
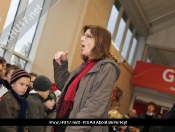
top-left (30, 0), bottom-right (135, 114)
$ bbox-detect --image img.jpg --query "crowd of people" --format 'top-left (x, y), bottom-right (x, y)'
top-left (108, 99), bottom-right (162, 132)
top-left (0, 57), bottom-right (61, 132)
top-left (0, 25), bottom-right (173, 132)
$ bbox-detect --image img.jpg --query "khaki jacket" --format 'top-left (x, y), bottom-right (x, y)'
top-left (53, 58), bottom-right (120, 132)
top-left (0, 90), bottom-right (28, 132)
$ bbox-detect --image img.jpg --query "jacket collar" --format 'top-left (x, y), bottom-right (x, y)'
top-left (75, 58), bottom-right (120, 74)
top-left (30, 92), bottom-right (45, 103)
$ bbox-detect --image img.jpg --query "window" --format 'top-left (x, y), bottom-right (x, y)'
top-left (0, 48), bottom-right (5, 57)
top-left (114, 17), bottom-right (126, 49)
top-left (0, 0), bottom-right (47, 70)
top-left (147, 58), bottom-right (151, 63)
top-left (14, 0), bottom-right (44, 57)
top-left (14, 24), bottom-right (37, 57)
top-left (3, 0), bottom-right (20, 30)
top-left (0, 0), bottom-right (20, 47)
top-left (128, 37), bottom-right (137, 65)
top-left (122, 28), bottom-right (132, 58)
top-left (107, 1), bottom-right (141, 67)
top-left (11, 55), bottom-right (27, 69)
top-left (107, 5), bottom-right (119, 35)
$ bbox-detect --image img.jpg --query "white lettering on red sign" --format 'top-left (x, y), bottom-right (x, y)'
top-left (170, 87), bottom-right (175, 91)
top-left (162, 69), bottom-right (174, 82)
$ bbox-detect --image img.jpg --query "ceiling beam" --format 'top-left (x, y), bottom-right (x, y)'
top-left (148, 10), bottom-right (175, 24)
top-left (149, 17), bottom-right (175, 34)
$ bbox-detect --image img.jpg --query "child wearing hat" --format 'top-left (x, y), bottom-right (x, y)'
top-left (26, 75), bottom-right (52, 132)
top-left (43, 91), bottom-right (57, 132)
top-left (0, 69), bottom-right (31, 132)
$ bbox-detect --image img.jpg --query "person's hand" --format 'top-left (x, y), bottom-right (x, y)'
top-left (54, 51), bottom-right (69, 66)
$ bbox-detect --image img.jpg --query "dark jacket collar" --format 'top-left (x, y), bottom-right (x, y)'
top-left (30, 93), bottom-right (45, 103)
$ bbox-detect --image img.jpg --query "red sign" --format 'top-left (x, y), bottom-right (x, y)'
top-left (131, 61), bottom-right (175, 94)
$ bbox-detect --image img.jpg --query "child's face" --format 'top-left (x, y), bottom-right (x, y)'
top-left (147, 104), bottom-right (155, 112)
top-left (44, 99), bottom-right (56, 110)
top-left (11, 77), bottom-right (30, 95)
top-left (6, 69), bottom-right (15, 83)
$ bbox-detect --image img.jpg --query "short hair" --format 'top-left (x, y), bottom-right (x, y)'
top-left (110, 100), bottom-right (120, 109)
top-left (5, 64), bottom-right (19, 76)
top-left (6, 63), bottom-right (11, 68)
top-left (29, 72), bottom-right (37, 77)
top-left (81, 25), bottom-right (117, 63)
top-left (111, 100), bottom-right (120, 106)
top-left (0, 58), bottom-right (3, 65)
top-left (0, 57), bottom-right (6, 67)
top-left (108, 110), bottom-right (122, 119)
top-left (147, 102), bottom-right (156, 108)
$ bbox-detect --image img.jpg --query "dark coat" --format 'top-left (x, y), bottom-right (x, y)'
top-left (54, 58), bottom-right (120, 132)
top-left (3, 80), bottom-right (11, 90)
top-left (108, 126), bottom-right (116, 132)
top-left (44, 105), bottom-right (57, 132)
top-left (27, 93), bottom-right (46, 132)
top-left (159, 103), bottom-right (175, 132)
top-left (136, 111), bottom-right (157, 132)
top-left (0, 90), bottom-right (28, 132)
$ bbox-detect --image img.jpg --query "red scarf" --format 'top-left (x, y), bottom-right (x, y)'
top-left (58, 60), bottom-right (97, 118)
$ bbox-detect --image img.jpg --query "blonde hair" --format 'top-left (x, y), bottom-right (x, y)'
top-left (108, 110), bottom-right (122, 119)
top-left (109, 100), bottom-right (120, 110)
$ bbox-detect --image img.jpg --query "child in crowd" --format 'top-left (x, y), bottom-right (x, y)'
top-left (109, 99), bottom-right (120, 111)
top-left (0, 69), bottom-right (31, 132)
top-left (29, 72), bottom-right (37, 89)
top-left (0, 58), bottom-right (7, 100)
top-left (3, 64), bottom-right (19, 89)
top-left (0, 57), bottom-right (8, 100)
top-left (108, 110), bottom-right (122, 132)
top-left (44, 91), bottom-right (57, 132)
top-left (27, 75), bottom-right (52, 132)
top-left (116, 114), bottom-right (135, 132)
top-left (24, 72), bottom-right (38, 98)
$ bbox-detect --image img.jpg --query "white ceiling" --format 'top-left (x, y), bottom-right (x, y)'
top-left (136, 0), bottom-right (175, 34)
top-left (119, 0), bottom-right (175, 67)
top-left (120, 0), bottom-right (175, 35)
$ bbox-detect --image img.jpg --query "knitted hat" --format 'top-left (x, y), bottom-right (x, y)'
top-left (33, 75), bottom-right (52, 91)
top-left (10, 69), bottom-right (31, 84)
top-left (51, 83), bottom-right (61, 97)
top-left (44, 91), bottom-right (56, 102)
